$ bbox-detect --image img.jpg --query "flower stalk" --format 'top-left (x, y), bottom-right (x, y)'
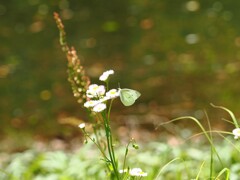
top-left (53, 12), bottom-right (90, 105)
top-left (54, 13), bottom-right (144, 179)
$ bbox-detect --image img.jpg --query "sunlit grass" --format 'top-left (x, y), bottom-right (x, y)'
top-left (1, 103), bottom-right (240, 179)
top-left (1, 136), bottom-right (240, 179)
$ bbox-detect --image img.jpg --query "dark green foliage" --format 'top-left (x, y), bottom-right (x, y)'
top-left (1, 0), bottom-right (240, 138)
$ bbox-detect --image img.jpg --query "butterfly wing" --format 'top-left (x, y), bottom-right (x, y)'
top-left (120, 89), bottom-right (141, 106)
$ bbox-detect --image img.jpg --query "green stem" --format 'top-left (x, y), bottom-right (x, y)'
top-left (155, 158), bottom-right (181, 179)
top-left (204, 110), bottom-right (213, 178)
top-left (102, 111), bottom-right (119, 179)
top-left (107, 99), bottom-right (117, 164)
top-left (211, 103), bottom-right (239, 128)
top-left (159, 116), bottom-right (224, 167)
top-left (87, 109), bottom-right (107, 157)
top-left (83, 112), bottom-right (111, 169)
top-left (83, 129), bottom-right (110, 162)
top-left (122, 141), bottom-right (131, 175)
top-left (108, 99), bottom-right (114, 121)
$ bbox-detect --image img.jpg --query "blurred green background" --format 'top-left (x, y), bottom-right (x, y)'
top-left (1, 0), bottom-right (240, 150)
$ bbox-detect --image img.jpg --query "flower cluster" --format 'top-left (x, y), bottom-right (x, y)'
top-left (130, 168), bottom-right (148, 177)
top-left (54, 12), bottom-right (90, 105)
top-left (119, 168), bottom-right (147, 177)
top-left (232, 128), bottom-right (240, 139)
top-left (83, 70), bottom-right (120, 112)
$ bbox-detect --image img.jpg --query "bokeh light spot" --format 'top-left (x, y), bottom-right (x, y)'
top-left (143, 54), bottom-right (155, 65)
top-left (140, 18), bottom-right (154, 30)
top-left (102, 21), bottom-right (119, 32)
top-left (40, 90), bottom-right (51, 101)
top-left (86, 38), bottom-right (96, 48)
top-left (38, 4), bottom-right (49, 15)
top-left (185, 34), bottom-right (199, 44)
top-left (186, 1), bottom-right (200, 12)
top-left (212, 2), bottom-right (223, 12)
top-left (61, 9), bottom-right (74, 20)
top-left (0, 65), bottom-right (10, 78)
top-left (28, 0), bottom-right (40, 5)
top-left (59, 0), bottom-right (69, 9)
top-left (29, 21), bottom-right (44, 33)
top-left (235, 37), bottom-right (240, 47)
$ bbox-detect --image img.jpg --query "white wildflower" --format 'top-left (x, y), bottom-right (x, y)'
top-left (96, 85), bottom-right (106, 96)
top-left (106, 89), bottom-right (119, 99)
top-left (93, 103), bottom-right (106, 112)
top-left (86, 84), bottom-right (98, 98)
top-left (99, 70), bottom-right (114, 81)
top-left (86, 89), bottom-right (94, 98)
top-left (232, 128), bottom-right (240, 139)
top-left (87, 84), bottom-right (106, 98)
top-left (78, 123), bottom-right (85, 129)
top-left (119, 169), bottom-right (128, 174)
top-left (129, 168), bottom-right (147, 177)
top-left (88, 84), bottom-right (98, 90)
top-left (84, 100), bottom-right (99, 108)
top-left (99, 96), bottom-right (110, 103)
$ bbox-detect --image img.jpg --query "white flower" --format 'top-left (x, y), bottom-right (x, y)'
top-left (99, 70), bottom-right (114, 81)
top-left (106, 89), bottom-right (120, 99)
top-left (87, 84), bottom-right (106, 98)
top-left (232, 128), bottom-right (240, 139)
top-left (86, 84), bottom-right (98, 98)
top-left (93, 103), bottom-right (106, 112)
top-left (78, 123), bottom-right (85, 129)
top-left (84, 100), bottom-right (99, 108)
top-left (88, 84), bottom-right (98, 90)
top-left (129, 168), bottom-right (147, 177)
top-left (119, 169), bottom-right (128, 174)
top-left (96, 85), bottom-right (106, 96)
top-left (99, 96), bottom-right (110, 103)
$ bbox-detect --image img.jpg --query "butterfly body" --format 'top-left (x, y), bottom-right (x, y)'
top-left (119, 88), bottom-right (141, 106)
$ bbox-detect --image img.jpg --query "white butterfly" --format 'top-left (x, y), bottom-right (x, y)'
top-left (119, 88), bottom-right (141, 106)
